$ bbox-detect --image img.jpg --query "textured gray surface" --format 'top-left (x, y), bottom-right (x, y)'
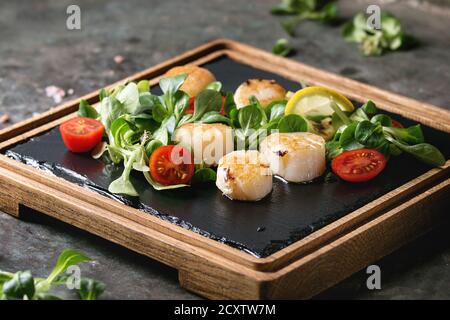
top-left (0, 0), bottom-right (449, 299)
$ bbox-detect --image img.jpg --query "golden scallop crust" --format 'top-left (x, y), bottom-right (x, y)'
top-left (216, 150), bottom-right (273, 201)
top-left (259, 132), bottom-right (326, 183)
top-left (164, 65), bottom-right (216, 97)
top-left (234, 79), bottom-right (286, 109)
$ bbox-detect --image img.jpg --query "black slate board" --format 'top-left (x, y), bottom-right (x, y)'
top-left (3, 57), bottom-right (450, 257)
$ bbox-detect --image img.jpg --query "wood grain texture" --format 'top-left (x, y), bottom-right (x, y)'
top-left (261, 178), bottom-right (450, 299)
top-left (0, 39), bottom-right (449, 299)
top-left (0, 187), bottom-right (19, 217)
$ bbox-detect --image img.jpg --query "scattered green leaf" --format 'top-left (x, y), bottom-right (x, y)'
top-left (3, 271), bottom-right (35, 299)
top-left (342, 12), bottom-right (417, 56)
top-left (78, 278), bottom-right (106, 300)
top-left (0, 249), bottom-right (103, 300)
top-left (272, 38), bottom-right (294, 57)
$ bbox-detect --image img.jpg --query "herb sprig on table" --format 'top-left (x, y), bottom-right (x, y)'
top-left (271, 0), bottom-right (338, 36)
top-left (272, 38), bottom-right (294, 56)
top-left (270, 0), bottom-right (417, 57)
top-left (342, 13), bottom-right (418, 56)
top-left (0, 249), bottom-right (105, 300)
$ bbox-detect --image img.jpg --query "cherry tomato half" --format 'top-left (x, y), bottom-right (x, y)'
top-left (331, 148), bottom-right (387, 183)
top-left (60, 117), bottom-right (104, 153)
top-left (185, 96), bottom-right (225, 115)
top-left (149, 145), bottom-right (195, 185)
top-left (391, 119), bottom-right (404, 128)
top-left (185, 96), bottom-right (196, 114)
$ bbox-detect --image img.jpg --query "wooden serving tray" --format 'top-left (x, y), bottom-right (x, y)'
top-left (1, 39), bottom-right (449, 299)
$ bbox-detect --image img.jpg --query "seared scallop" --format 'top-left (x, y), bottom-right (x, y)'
top-left (234, 79), bottom-right (286, 109)
top-left (174, 123), bottom-right (233, 166)
top-left (216, 150), bottom-right (273, 201)
top-left (164, 65), bottom-right (216, 97)
top-left (259, 132), bottom-right (326, 183)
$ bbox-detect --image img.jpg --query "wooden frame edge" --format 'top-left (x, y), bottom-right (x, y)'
top-left (0, 39), bottom-right (229, 143)
top-left (260, 178), bottom-right (450, 299)
top-left (2, 160), bottom-right (447, 299)
top-left (220, 39), bottom-right (450, 131)
top-left (3, 38), bottom-right (448, 143)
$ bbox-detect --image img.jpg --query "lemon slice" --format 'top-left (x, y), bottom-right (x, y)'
top-left (285, 86), bottom-right (354, 117)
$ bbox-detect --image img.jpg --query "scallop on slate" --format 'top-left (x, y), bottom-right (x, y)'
top-left (216, 150), bottom-right (273, 201)
top-left (259, 132), bottom-right (326, 183)
top-left (164, 65), bottom-right (216, 97)
top-left (234, 79), bottom-right (286, 109)
top-left (174, 123), bottom-right (233, 167)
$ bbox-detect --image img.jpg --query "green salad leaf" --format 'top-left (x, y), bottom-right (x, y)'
top-left (1, 249), bottom-right (105, 300)
top-left (144, 171), bottom-right (189, 191)
top-left (192, 168), bottom-right (217, 184)
top-left (137, 80), bottom-right (150, 93)
top-left (98, 96), bottom-right (126, 131)
top-left (108, 161), bottom-right (139, 196)
top-left (173, 91), bottom-right (190, 121)
top-left (238, 104), bottom-right (263, 133)
top-left (78, 278), bottom-right (106, 300)
top-left (45, 249), bottom-right (92, 285)
top-left (193, 89), bottom-right (223, 121)
top-left (200, 111), bottom-right (233, 126)
top-left (137, 92), bottom-right (157, 112)
top-left (383, 124), bottom-right (424, 144)
top-left (338, 122), bottom-right (364, 151)
top-left (206, 81), bottom-right (222, 91)
top-left (2, 271), bottom-right (35, 299)
top-left (99, 88), bottom-right (109, 101)
top-left (371, 114), bottom-right (392, 127)
top-left (355, 120), bottom-right (390, 154)
top-left (223, 92), bottom-right (236, 117)
top-left (326, 100), bottom-right (445, 167)
top-left (145, 139), bottom-right (163, 157)
top-left (278, 114), bottom-right (308, 133)
top-left (116, 82), bottom-right (140, 114)
top-left (266, 100), bottom-right (287, 121)
top-left (159, 73), bottom-right (187, 95)
top-left (385, 136), bottom-right (445, 167)
top-left (77, 99), bottom-right (98, 119)
top-left (271, 0), bottom-right (316, 15)
top-left (361, 100), bottom-right (379, 116)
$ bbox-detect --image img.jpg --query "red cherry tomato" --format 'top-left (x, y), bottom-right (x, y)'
top-left (60, 117), bottom-right (104, 153)
top-left (391, 119), bottom-right (404, 128)
top-left (149, 145), bottom-right (195, 185)
top-left (185, 96), bottom-right (196, 114)
top-left (331, 148), bottom-right (387, 183)
top-left (185, 96), bottom-right (225, 115)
